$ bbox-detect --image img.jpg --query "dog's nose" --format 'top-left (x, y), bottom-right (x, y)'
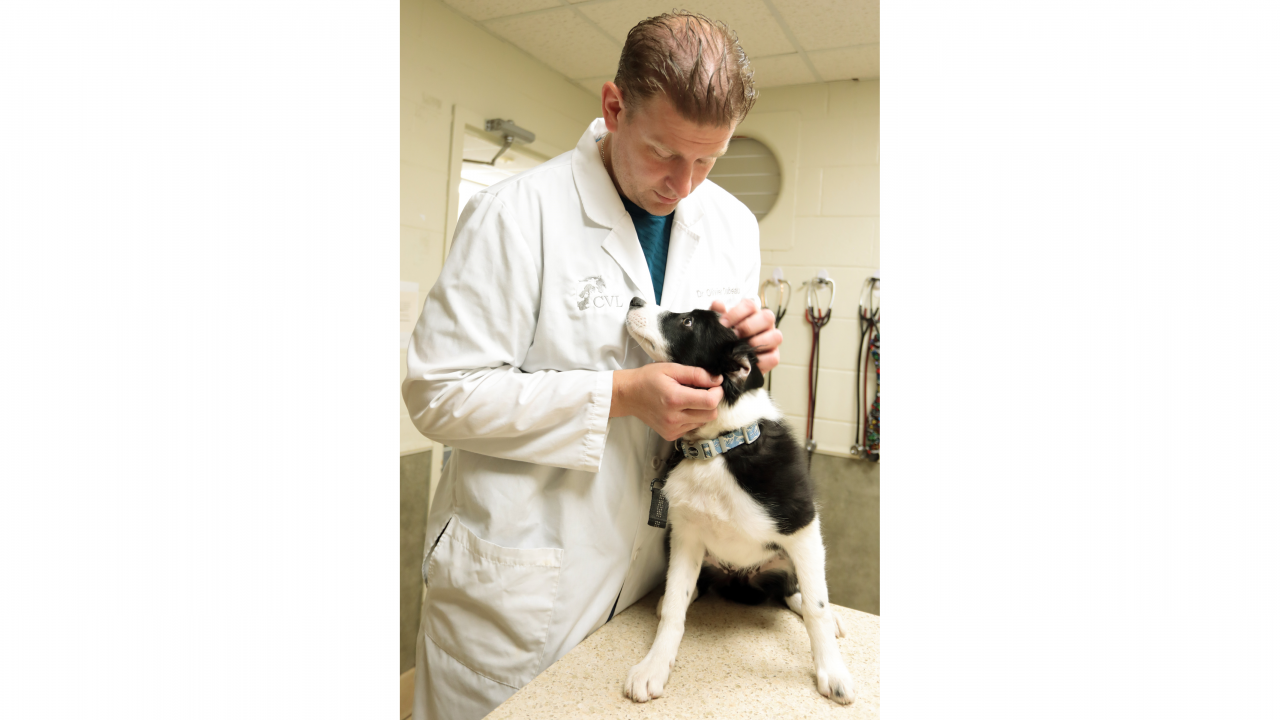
top-left (629, 297), bottom-right (645, 308)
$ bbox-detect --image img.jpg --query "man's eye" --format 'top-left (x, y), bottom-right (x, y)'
top-left (682, 317), bottom-right (693, 328)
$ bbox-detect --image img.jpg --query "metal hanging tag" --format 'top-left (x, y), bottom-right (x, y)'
top-left (647, 443), bottom-right (683, 528)
top-left (647, 478), bottom-right (669, 528)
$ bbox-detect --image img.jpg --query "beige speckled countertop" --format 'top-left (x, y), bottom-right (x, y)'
top-left (486, 590), bottom-right (880, 719)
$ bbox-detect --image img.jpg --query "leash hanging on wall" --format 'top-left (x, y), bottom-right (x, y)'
top-left (803, 270), bottom-right (835, 468)
top-left (853, 274), bottom-right (880, 461)
top-left (758, 267), bottom-right (791, 394)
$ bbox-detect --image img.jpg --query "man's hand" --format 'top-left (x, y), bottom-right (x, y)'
top-left (709, 298), bottom-right (782, 374)
top-left (611, 364), bottom-right (723, 441)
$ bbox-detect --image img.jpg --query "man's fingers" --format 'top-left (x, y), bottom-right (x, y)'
top-left (735, 310), bottom-right (777, 342)
top-left (755, 347), bottom-right (781, 375)
top-left (672, 383), bottom-right (722, 411)
top-left (747, 328), bottom-right (783, 353)
top-left (699, 385), bottom-right (724, 408)
top-left (660, 419), bottom-right (711, 442)
top-left (710, 299), bottom-right (773, 339)
top-left (722, 299), bottom-right (757, 332)
top-left (664, 363), bottom-right (721, 388)
top-left (666, 422), bottom-right (708, 441)
top-left (709, 298), bottom-right (753, 329)
top-left (679, 410), bottom-right (717, 425)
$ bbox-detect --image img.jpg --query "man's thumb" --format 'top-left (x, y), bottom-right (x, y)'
top-left (669, 363), bottom-right (721, 387)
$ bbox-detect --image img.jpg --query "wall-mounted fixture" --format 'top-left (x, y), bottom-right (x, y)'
top-left (464, 118), bottom-right (536, 166)
top-left (706, 137), bottom-right (782, 220)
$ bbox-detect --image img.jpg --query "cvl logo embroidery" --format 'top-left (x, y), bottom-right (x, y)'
top-left (577, 276), bottom-right (624, 310)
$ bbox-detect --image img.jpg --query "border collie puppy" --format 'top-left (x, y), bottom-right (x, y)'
top-left (622, 297), bottom-right (855, 705)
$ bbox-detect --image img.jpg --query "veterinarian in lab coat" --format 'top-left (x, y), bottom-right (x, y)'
top-left (402, 12), bottom-right (783, 720)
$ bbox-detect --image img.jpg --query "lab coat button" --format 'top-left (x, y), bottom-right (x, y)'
top-left (650, 457), bottom-right (662, 470)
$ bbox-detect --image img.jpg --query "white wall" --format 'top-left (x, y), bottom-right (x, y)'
top-left (399, 0), bottom-right (601, 454)
top-left (740, 80), bottom-right (880, 458)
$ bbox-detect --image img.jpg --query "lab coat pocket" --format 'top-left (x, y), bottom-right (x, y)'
top-left (422, 517), bottom-right (564, 689)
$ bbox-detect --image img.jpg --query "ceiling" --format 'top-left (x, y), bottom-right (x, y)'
top-left (441, 0), bottom-right (879, 94)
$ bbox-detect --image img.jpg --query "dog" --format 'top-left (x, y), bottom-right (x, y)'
top-left (622, 297), bottom-right (855, 705)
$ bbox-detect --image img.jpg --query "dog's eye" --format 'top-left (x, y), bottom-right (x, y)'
top-left (682, 317), bottom-right (693, 328)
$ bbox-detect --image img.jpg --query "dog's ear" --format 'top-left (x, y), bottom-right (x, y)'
top-left (734, 340), bottom-right (765, 392)
top-left (744, 355), bottom-right (765, 392)
top-left (721, 340), bottom-right (764, 406)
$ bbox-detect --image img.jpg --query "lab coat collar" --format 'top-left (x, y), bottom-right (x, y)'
top-left (573, 119), bottom-right (625, 230)
top-left (573, 118), bottom-right (706, 305)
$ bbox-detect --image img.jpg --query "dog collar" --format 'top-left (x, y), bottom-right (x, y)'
top-left (677, 422), bottom-right (762, 460)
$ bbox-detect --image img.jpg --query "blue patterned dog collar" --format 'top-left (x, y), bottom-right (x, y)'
top-left (677, 422), bottom-right (762, 460)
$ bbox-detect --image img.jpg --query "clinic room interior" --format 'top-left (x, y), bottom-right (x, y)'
top-left (400, 0), bottom-right (879, 716)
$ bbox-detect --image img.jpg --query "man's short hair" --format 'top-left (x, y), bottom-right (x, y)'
top-left (614, 11), bottom-right (757, 127)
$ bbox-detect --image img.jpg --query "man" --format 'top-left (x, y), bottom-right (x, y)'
top-left (402, 12), bottom-right (781, 719)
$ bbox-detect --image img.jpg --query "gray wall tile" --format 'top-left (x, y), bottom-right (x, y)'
top-left (810, 454), bottom-right (879, 615)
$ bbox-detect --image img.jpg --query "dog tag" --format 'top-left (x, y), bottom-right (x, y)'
top-left (647, 479), bottom-right (668, 528)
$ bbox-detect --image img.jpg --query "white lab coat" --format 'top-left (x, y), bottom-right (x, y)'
top-left (403, 118), bottom-right (761, 720)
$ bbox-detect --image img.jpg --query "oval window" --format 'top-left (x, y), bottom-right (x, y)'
top-left (707, 137), bottom-right (781, 220)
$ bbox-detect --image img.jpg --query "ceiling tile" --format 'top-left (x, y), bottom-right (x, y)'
top-left (750, 52), bottom-right (817, 88)
top-left (574, 0), bottom-right (668, 42)
top-left (578, 0), bottom-right (796, 57)
top-left (808, 44), bottom-right (879, 81)
top-left (486, 8), bottom-right (621, 79)
top-left (771, 0), bottom-right (878, 51)
top-left (441, 0), bottom-right (562, 22)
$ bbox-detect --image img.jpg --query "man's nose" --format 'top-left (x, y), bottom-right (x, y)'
top-left (668, 160), bottom-right (694, 199)
top-left (630, 297), bottom-right (645, 308)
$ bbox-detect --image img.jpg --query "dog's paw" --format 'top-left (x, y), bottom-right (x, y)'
top-left (785, 592), bottom-right (803, 617)
top-left (817, 666), bottom-right (856, 706)
top-left (833, 611), bottom-right (847, 639)
top-left (624, 657), bottom-right (671, 703)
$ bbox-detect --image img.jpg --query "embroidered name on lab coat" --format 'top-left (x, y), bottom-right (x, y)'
top-left (695, 286), bottom-right (740, 298)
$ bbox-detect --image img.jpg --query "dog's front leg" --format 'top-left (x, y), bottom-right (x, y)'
top-left (782, 518), bottom-right (856, 705)
top-left (656, 583), bottom-right (699, 620)
top-left (624, 526), bottom-right (704, 702)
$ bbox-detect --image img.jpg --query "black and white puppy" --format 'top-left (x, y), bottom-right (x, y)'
top-left (623, 297), bottom-right (854, 705)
